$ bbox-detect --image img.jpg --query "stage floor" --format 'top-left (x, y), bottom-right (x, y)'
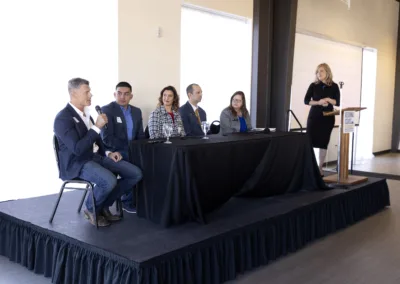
top-left (0, 177), bottom-right (390, 284)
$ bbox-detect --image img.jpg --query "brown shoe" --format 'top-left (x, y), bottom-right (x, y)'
top-left (101, 208), bottom-right (122, 222)
top-left (84, 209), bottom-right (111, 227)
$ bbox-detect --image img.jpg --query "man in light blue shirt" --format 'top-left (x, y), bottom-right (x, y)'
top-left (101, 82), bottom-right (145, 213)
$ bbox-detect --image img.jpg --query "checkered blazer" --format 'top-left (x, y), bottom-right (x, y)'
top-left (148, 105), bottom-right (186, 139)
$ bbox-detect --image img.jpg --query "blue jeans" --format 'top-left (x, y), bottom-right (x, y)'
top-left (78, 154), bottom-right (142, 213)
top-left (119, 150), bottom-right (136, 206)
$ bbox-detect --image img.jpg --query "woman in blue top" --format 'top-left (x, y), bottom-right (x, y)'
top-left (220, 91), bottom-right (252, 135)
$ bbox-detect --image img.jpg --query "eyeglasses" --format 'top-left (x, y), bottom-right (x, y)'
top-left (232, 99), bottom-right (243, 103)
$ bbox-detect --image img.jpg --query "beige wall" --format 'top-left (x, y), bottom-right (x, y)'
top-left (118, 0), bottom-right (181, 124)
top-left (184, 0), bottom-right (253, 18)
top-left (119, 0), bottom-right (398, 152)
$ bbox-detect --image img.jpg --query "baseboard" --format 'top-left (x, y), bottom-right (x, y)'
top-left (373, 149), bottom-right (391, 156)
top-left (324, 149), bottom-right (396, 157)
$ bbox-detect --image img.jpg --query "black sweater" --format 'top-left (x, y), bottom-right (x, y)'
top-left (304, 82), bottom-right (340, 118)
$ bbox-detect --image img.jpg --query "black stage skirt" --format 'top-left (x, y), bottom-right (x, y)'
top-left (306, 114), bottom-right (334, 149)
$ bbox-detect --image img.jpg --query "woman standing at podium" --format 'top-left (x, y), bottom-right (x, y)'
top-left (304, 63), bottom-right (340, 176)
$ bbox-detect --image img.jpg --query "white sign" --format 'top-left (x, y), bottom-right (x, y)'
top-left (343, 111), bottom-right (355, 133)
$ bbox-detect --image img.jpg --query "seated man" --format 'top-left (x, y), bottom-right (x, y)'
top-left (100, 81), bottom-right (145, 213)
top-left (54, 78), bottom-right (142, 227)
top-left (101, 82), bottom-right (145, 160)
top-left (179, 83), bottom-right (207, 136)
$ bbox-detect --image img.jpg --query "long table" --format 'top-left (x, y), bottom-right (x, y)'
top-left (129, 132), bottom-right (326, 227)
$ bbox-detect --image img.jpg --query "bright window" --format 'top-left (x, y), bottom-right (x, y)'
top-left (0, 0), bottom-right (118, 201)
top-left (180, 4), bottom-right (252, 123)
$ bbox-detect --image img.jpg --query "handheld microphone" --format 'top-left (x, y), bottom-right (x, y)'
top-left (95, 105), bottom-right (107, 129)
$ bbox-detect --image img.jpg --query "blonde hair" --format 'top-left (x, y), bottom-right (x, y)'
top-left (314, 63), bottom-right (333, 86)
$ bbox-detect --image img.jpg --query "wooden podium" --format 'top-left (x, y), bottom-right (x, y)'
top-left (322, 107), bottom-right (368, 185)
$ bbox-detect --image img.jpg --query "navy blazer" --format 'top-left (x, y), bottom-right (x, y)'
top-left (179, 101), bottom-right (207, 136)
top-left (53, 104), bottom-right (106, 180)
top-left (101, 102), bottom-right (145, 153)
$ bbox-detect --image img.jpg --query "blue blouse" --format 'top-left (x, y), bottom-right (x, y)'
top-left (238, 116), bottom-right (247, 132)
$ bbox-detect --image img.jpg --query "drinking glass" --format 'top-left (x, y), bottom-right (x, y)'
top-left (201, 121), bottom-right (209, 140)
top-left (163, 123), bottom-right (172, 144)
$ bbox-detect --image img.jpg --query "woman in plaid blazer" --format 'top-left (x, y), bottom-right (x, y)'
top-left (148, 86), bottom-right (186, 139)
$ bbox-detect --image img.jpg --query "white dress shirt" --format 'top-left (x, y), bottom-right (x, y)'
top-left (69, 103), bottom-right (110, 156)
top-left (189, 102), bottom-right (198, 113)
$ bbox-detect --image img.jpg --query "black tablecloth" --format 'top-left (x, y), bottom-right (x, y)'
top-left (130, 132), bottom-right (326, 227)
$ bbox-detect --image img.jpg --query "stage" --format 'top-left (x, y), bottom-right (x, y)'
top-left (0, 177), bottom-right (390, 284)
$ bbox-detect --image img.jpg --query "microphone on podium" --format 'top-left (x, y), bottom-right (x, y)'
top-left (95, 105), bottom-right (107, 129)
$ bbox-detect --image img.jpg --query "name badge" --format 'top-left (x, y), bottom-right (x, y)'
top-left (73, 117), bottom-right (80, 123)
top-left (117, 117), bottom-right (122, 123)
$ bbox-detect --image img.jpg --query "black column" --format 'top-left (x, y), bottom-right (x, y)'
top-left (392, 3), bottom-right (400, 152)
top-left (250, 0), bottom-right (298, 130)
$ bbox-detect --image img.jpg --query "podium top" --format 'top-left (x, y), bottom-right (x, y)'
top-left (323, 107), bottom-right (366, 116)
